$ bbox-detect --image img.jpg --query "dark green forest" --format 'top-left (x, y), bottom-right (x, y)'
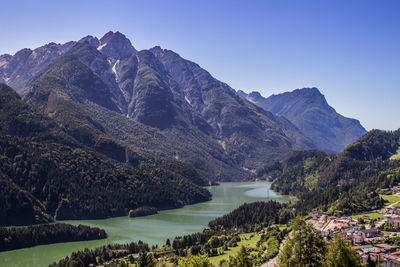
top-left (0, 83), bottom-right (215, 226)
top-left (0, 223), bottom-right (106, 252)
top-left (253, 129), bottom-right (400, 215)
top-left (0, 133), bottom-right (210, 225)
top-left (172, 201), bottom-right (293, 253)
top-left (49, 241), bottom-right (150, 267)
top-left (208, 201), bottom-right (293, 230)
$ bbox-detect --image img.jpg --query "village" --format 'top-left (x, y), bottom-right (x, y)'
top-left (309, 190), bottom-right (400, 267)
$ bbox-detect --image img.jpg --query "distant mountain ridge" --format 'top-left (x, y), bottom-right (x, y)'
top-left (238, 88), bottom-right (367, 153)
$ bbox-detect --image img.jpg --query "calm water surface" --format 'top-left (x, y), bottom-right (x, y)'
top-left (0, 182), bottom-right (291, 267)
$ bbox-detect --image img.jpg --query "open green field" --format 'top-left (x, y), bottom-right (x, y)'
top-left (351, 212), bottom-right (384, 221)
top-left (209, 232), bottom-right (261, 266)
top-left (381, 194), bottom-right (400, 205)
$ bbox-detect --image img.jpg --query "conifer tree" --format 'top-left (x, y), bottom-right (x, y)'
top-left (229, 245), bottom-right (253, 267)
top-left (136, 250), bottom-right (154, 267)
top-left (277, 217), bottom-right (326, 267)
top-left (178, 254), bottom-right (213, 267)
top-left (324, 235), bottom-right (362, 267)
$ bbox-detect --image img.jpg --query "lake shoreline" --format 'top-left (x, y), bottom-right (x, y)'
top-left (0, 181), bottom-right (291, 267)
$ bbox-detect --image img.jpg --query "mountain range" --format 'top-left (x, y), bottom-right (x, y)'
top-left (238, 88), bottom-right (367, 153)
top-left (0, 31), bottom-right (368, 225)
top-left (1, 31), bottom-right (321, 180)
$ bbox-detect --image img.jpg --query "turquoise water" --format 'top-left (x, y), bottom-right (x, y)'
top-left (0, 182), bottom-right (291, 267)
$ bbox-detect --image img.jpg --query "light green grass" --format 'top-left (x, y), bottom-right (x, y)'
top-left (390, 148), bottom-right (400, 160)
top-left (394, 203), bottom-right (400, 208)
top-left (381, 194), bottom-right (400, 205)
top-left (208, 232), bottom-right (261, 266)
top-left (351, 212), bottom-right (384, 221)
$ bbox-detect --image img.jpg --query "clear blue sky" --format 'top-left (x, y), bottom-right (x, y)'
top-left (1, 0), bottom-right (399, 130)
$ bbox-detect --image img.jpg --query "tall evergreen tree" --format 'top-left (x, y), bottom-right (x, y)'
top-left (136, 250), bottom-right (154, 267)
top-left (229, 245), bottom-right (253, 267)
top-left (178, 254), bottom-right (213, 267)
top-left (324, 235), bottom-right (362, 267)
top-left (277, 217), bottom-right (326, 267)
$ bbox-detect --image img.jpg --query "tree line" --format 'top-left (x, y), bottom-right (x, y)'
top-left (0, 223), bottom-right (106, 252)
top-left (49, 241), bottom-right (149, 267)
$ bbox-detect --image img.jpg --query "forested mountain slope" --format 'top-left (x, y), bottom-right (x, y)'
top-left (0, 84), bottom-right (212, 225)
top-left (0, 133), bottom-right (211, 225)
top-left (253, 129), bottom-right (400, 215)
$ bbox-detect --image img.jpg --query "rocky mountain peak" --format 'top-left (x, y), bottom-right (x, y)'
top-left (238, 88), bottom-right (367, 153)
top-left (293, 87), bottom-right (323, 98)
top-left (247, 91), bottom-right (262, 101)
top-left (78, 35), bottom-right (100, 47)
top-left (97, 31), bottom-right (136, 59)
top-left (291, 87), bottom-right (330, 107)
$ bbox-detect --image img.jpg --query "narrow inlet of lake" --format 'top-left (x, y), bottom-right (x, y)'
top-left (0, 182), bottom-right (292, 267)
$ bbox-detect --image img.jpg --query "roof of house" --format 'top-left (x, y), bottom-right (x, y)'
top-left (375, 244), bottom-right (397, 250)
top-left (361, 228), bottom-right (380, 233)
top-left (391, 250), bottom-right (400, 256)
top-left (353, 245), bottom-right (373, 250)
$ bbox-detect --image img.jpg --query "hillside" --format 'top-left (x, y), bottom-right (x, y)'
top-left (0, 133), bottom-right (211, 225)
top-left (150, 46), bottom-right (313, 165)
top-left (238, 88), bottom-right (367, 153)
top-left (0, 83), bottom-right (213, 225)
top-left (253, 129), bottom-right (400, 215)
top-left (0, 83), bottom-right (78, 146)
top-left (1, 31), bottom-right (369, 183)
top-left (0, 82), bottom-right (210, 187)
top-left (15, 32), bottom-right (315, 180)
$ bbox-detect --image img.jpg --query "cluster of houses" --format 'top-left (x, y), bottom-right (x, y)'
top-left (354, 244), bottom-right (400, 267)
top-left (384, 207), bottom-right (400, 228)
top-left (310, 214), bottom-right (383, 244)
top-left (308, 211), bottom-right (400, 267)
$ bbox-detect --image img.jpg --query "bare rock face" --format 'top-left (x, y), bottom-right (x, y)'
top-left (0, 42), bottom-right (76, 91)
top-left (97, 31), bottom-right (136, 60)
top-left (239, 88), bottom-right (367, 153)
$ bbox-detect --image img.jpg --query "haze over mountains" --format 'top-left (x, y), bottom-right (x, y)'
top-left (0, 31), bottom-right (368, 225)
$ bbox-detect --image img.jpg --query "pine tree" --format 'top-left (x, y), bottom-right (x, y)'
top-left (136, 250), bottom-right (154, 267)
top-left (324, 235), bottom-right (362, 267)
top-left (277, 217), bottom-right (327, 267)
top-left (229, 245), bottom-right (253, 267)
top-left (178, 254), bottom-right (213, 266)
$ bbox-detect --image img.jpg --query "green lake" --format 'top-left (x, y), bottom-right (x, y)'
top-left (0, 182), bottom-right (291, 267)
